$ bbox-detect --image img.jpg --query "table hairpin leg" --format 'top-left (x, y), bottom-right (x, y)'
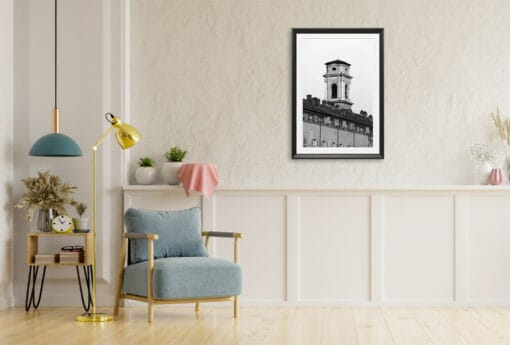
top-left (24, 266), bottom-right (47, 312)
top-left (76, 265), bottom-right (93, 311)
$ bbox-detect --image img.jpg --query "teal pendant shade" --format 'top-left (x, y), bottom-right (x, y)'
top-left (29, 0), bottom-right (82, 158)
top-left (29, 133), bottom-right (83, 157)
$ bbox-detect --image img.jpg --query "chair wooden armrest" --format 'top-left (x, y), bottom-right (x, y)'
top-left (202, 231), bottom-right (243, 264)
top-left (114, 232), bottom-right (159, 320)
top-left (123, 232), bottom-right (159, 240)
top-left (202, 231), bottom-right (242, 239)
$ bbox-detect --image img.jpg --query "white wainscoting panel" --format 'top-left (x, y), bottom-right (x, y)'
top-left (123, 186), bottom-right (510, 306)
top-left (214, 194), bottom-right (287, 302)
top-left (298, 195), bottom-right (370, 302)
top-left (466, 196), bottom-right (510, 303)
top-left (382, 195), bottom-right (455, 303)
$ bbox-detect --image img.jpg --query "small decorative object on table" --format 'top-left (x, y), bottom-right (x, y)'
top-left (161, 146), bottom-right (188, 185)
top-left (135, 157), bottom-right (156, 185)
top-left (60, 245), bottom-right (84, 264)
top-left (52, 215), bottom-right (74, 233)
top-left (470, 144), bottom-right (496, 185)
top-left (73, 203), bottom-right (89, 232)
top-left (16, 171), bottom-right (77, 232)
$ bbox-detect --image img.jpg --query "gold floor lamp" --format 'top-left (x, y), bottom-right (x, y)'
top-left (76, 113), bottom-right (140, 322)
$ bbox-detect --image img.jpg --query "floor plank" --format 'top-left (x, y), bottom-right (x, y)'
top-left (1, 306), bottom-right (510, 345)
top-left (354, 307), bottom-right (395, 345)
top-left (409, 308), bottom-right (469, 345)
top-left (322, 307), bottom-right (358, 345)
top-left (436, 307), bottom-right (506, 345)
top-left (469, 307), bottom-right (510, 344)
top-left (380, 307), bottom-right (433, 345)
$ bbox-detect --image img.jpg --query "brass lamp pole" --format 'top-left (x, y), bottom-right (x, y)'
top-left (76, 113), bottom-right (140, 322)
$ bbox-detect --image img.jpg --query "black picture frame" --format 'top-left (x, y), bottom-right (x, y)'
top-left (292, 28), bottom-right (384, 159)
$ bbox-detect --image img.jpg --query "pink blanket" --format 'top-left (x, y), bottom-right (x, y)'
top-left (178, 163), bottom-right (219, 198)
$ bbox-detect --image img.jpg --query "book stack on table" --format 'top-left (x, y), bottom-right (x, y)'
top-left (34, 253), bottom-right (59, 264)
top-left (59, 246), bottom-right (84, 264)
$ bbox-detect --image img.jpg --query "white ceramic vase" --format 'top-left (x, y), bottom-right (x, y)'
top-left (135, 166), bottom-right (157, 185)
top-left (476, 161), bottom-right (493, 185)
top-left (161, 162), bottom-right (183, 185)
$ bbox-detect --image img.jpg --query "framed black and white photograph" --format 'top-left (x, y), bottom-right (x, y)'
top-left (292, 28), bottom-right (384, 159)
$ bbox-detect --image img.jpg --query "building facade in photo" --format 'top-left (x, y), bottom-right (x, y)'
top-left (303, 59), bottom-right (373, 148)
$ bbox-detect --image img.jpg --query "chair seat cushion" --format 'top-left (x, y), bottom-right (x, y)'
top-left (123, 257), bottom-right (242, 300)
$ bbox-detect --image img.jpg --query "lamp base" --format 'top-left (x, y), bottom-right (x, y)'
top-left (76, 312), bottom-right (113, 322)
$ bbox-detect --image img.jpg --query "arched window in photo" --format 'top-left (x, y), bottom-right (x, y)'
top-left (331, 83), bottom-right (338, 99)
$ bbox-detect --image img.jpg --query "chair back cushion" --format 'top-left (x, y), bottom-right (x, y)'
top-left (125, 207), bottom-right (208, 264)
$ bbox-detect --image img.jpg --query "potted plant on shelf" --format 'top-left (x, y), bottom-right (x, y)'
top-left (73, 203), bottom-right (89, 232)
top-left (16, 171), bottom-right (77, 232)
top-left (161, 146), bottom-right (188, 185)
top-left (135, 156), bottom-right (157, 185)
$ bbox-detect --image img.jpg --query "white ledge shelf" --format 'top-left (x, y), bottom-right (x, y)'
top-left (123, 184), bottom-right (510, 192)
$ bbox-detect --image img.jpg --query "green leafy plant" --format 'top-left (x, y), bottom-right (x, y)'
top-left (75, 203), bottom-right (87, 217)
top-left (16, 171), bottom-right (77, 222)
top-left (137, 157), bottom-right (155, 167)
top-left (165, 146), bottom-right (187, 162)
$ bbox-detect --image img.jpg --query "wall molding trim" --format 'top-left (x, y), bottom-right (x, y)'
top-left (123, 185), bottom-right (510, 306)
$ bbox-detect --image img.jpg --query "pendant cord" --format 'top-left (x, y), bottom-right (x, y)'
top-left (54, 0), bottom-right (57, 108)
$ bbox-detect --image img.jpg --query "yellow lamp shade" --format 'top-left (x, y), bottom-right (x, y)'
top-left (114, 122), bottom-right (141, 150)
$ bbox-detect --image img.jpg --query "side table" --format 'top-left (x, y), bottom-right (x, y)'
top-left (25, 232), bottom-right (94, 312)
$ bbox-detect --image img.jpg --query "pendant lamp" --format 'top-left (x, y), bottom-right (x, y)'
top-left (29, 0), bottom-right (82, 157)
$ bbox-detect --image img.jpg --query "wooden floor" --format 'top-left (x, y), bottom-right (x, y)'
top-left (1, 306), bottom-right (510, 344)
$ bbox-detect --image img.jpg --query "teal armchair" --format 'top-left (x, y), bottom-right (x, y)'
top-left (113, 207), bottom-right (242, 322)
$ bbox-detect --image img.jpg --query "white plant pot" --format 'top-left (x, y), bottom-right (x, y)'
top-left (161, 162), bottom-right (183, 185)
top-left (73, 217), bottom-right (89, 230)
top-left (135, 166), bottom-right (156, 185)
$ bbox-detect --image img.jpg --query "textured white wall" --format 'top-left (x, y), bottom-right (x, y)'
top-left (130, 0), bottom-right (510, 186)
top-left (0, 0), bottom-right (14, 310)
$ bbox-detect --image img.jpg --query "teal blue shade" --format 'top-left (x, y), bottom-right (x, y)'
top-left (29, 133), bottom-right (83, 157)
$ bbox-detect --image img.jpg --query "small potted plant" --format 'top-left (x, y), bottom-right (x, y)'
top-left (135, 156), bottom-right (157, 185)
top-left (161, 146), bottom-right (187, 185)
top-left (73, 203), bottom-right (89, 232)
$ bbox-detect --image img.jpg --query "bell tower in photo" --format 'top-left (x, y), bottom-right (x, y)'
top-left (323, 59), bottom-right (353, 110)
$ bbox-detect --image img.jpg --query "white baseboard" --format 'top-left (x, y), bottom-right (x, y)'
top-left (0, 296), bottom-right (14, 310)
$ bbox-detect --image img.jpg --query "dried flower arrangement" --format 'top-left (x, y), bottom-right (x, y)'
top-left (490, 108), bottom-right (510, 145)
top-left (470, 144), bottom-right (496, 165)
top-left (16, 171), bottom-right (77, 222)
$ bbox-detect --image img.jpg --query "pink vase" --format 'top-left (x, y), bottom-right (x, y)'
top-left (490, 168), bottom-right (504, 185)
